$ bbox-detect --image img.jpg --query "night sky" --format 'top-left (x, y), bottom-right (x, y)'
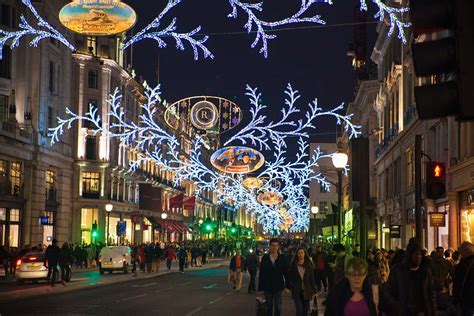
top-left (124, 0), bottom-right (376, 142)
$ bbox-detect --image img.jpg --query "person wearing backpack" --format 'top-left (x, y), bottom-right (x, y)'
top-left (313, 246), bottom-right (327, 293)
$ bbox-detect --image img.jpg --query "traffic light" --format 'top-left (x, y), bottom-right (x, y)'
top-left (205, 224), bottom-right (212, 232)
top-left (410, 0), bottom-right (474, 120)
top-left (230, 225), bottom-right (237, 234)
top-left (426, 162), bottom-right (446, 199)
top-left (92, 221), bottom-right (98, 238)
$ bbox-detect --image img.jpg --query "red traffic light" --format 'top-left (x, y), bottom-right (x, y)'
top-left (433, 164), bottom-right (443, 178)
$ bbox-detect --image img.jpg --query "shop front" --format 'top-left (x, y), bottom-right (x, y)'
top-left (0, 207), bottom-right (21, 247)
top-left (460, 189), bottom-right (474, 243)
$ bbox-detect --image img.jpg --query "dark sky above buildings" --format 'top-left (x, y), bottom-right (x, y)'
top-left (124, 0), bottom-right (376, 142)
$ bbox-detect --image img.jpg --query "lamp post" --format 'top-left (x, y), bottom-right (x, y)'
top-left (332, 151), bottom-right (348, 243)
top-left (105, 203), bottom-right (113, 245)
top-left (310, 202), bottom-right (319, 243)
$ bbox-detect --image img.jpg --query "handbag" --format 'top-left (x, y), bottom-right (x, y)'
top-left (256, 297), bottom-right (267, 316)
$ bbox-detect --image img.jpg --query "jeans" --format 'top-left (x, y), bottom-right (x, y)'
top-left (264, 290), bottom-right (282, 316)
top-left (293, 291), bottom-right (309, 316)
top-left (47, 264), bottom-right (59, 285)
top-left (248, 270), bottom-right (257, 292)
top-left (61, 265), bottom-right (71, 282)
top-left (166, 259), bottom-right (172, 270)
top-left (179, 258), bottom-right (185, 272)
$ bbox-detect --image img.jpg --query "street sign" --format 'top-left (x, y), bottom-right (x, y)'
top-left (389, 225), bottom-right (401, 238)
top-left (429, 212), bottom-right (446, 227)
top-left (116, 221), bottom-right (126, 236)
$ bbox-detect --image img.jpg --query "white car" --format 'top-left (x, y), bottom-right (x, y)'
top-left (16, 252), bottom-right (48, 283)
top-left (98, 246), bottom-right (132, 274)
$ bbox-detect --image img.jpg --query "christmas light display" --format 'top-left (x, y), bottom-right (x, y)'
top-left (0, 0), bottom-right (75, 59)
top-left (50, 83), bottom-right (360, 232)
top-left (121, 0), bottom-right (213, 61)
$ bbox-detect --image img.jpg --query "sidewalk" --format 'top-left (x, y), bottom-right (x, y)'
top-left (0, 259), bottom-right (226, 303)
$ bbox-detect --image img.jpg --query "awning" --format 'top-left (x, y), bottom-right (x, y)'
top-left (170, 220), bottom-right (187, 234)
top-left (156, 219), bottom-right (177, 233)
top-left (145, 216), bottom-right (162, 230)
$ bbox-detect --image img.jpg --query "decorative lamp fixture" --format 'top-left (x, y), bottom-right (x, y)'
top-left (332, 152), bottom-right (348, 169)
top-left (105, 204), bottom-right (113, 212)
top-left (198, 219), bottom-right (204, 225)
top-left (311, 204), bottom-right (319, 214)
top-left (161, 213), bottom-right (168, 220)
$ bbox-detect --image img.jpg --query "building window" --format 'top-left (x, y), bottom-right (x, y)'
top-left (0, 208), bottom-right (21, 247)
top-left (10, 162), bottom-right (20, 196)
top-left (406, 148), bottom-right (414, 187)
top-left (83, 100), bottom-right (99, 128)
top-left (88, 70), bottom-right (98, 89)
top-left (49, 61), bottom-right (60, 95)
top-left (0, 46), bottom-right (11, 79)
top-left (319, 201), bottom-right (328, 213)
top-left (85, 136), bottom-right (97, 160)
top-left (45, 170), bottom-right (56, 200)
top-left (81, 208), bottom-right (98, 244)
top-left (82, 172), bottom-right (100, 198)
top-left (86, 36), bottom-right (97, 55)
top-left (42, 211), bottom-right (54, 246)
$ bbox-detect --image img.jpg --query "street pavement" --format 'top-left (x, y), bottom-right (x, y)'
top-left (0, 261), bottom-right (326, 315)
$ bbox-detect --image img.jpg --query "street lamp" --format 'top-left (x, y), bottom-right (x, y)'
top-left (198, 219), bottom-right (203, 225)
top-left (161, 213), bottom-right (168, 220)
top-left (332, 151), bottom-right (348, 243)
top-left (105, 204), bottom-right (113, 245)
top-left (310, 204), bottom-right (319, 244)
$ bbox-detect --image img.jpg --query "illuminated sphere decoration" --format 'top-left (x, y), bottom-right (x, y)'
top-left (210, 146), bottom-right (265, 174)
top-left (161, 213), bottom-right (168, 220)
top-left (242, 177), bottom-right (264, 190)
top-left (105, 204), bottom-right (113, 212)
top-left (257, 190), bottom-right (284, 206)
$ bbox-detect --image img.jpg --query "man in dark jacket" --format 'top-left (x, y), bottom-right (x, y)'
top-left (453, 241), bottom-right (474, 316)
top-left (145, 243), bottom-right (154, 273)
top-left (381, 239), bottom-right (437, 316)
top-left (245, 249), bottom-right (259, 294)
top-left (59, 242), bottom-right (73, 285)
top-left (258, 238), bottom-right (289, 316)
top-left (431, 246), bottom-right (454, 312)
top-left (177, 245), bottom-right (187, 274)
top-left (45, 239), bottom-right (61, 287)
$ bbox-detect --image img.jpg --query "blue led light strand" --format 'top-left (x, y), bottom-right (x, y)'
top-left (0, 0), bottom-right (75, 59)
top-left (122, 0), bottom-right (213, 60)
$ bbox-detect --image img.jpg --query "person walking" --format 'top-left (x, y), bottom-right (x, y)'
top-left (153, 242), bottom-right (162, 273)
top-left (258, 238), bottom-right (290, 316)
top-left (131, 245), bottom-right (141, 277)
top-left (324, 257), bottom-right (378, 316)
top-left (431, 246), bottom-right (454, 314)
top-left (44, 239), bottom-right (61, 287)
top-left (177, 245), bottom-right (187, 274)
top-left (453, 241), bottom-right (474, 316)
top-left (245, 249), bottom-right (259, 294)
top-left (145, 243), bottom-right (154, 273)
top-left (229, 250), bottom-right (245, 291)
top-left (59, 242), bottom-right (73, 285)
top-left (201, 245), bottom-right (208, 266)
top-left (313, 246), bottom-right (328, 293)
top-left (165, 245), bottom-right (176, 271)
top-left (287, 247), bottom-right (317, 316)
top-left (381, 239), bottom-right (437, 316)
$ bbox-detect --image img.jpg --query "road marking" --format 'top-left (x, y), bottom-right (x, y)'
top-left (142, 282), bottom-right (157, 287)
top-left (185, 306), bottom-right (203, 316)
top-left (181, 281), bottom-right (193, 286)
top-left (209, 296), bottom-right (224, 304)
top-left (155, 287), bottom-right (173, 293)
top-left (225, 291), bottom-right (234, 296)
top-left (203, 283), bottom-right (217, 289)
top-left (116, 294), bottom-right (147, 302)
top-left (131, 285), bottom-right (140, 288)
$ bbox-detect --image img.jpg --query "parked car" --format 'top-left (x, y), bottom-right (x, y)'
top-left (16, 252), bottom-right (48, 284)
top-left (98, 246), bottom-right (132, 274)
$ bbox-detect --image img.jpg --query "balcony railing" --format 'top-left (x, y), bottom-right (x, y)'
top-left (0, 181), bottom-right (22, 197)
top-left (375, 122), bottom-right (399, 159)
top-left (403, 104), bottom-right (416, 126)
top-left (82, 190), bottom-right (100, 199)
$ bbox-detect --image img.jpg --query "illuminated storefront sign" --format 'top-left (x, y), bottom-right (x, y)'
top-left (59, 0), bottom-right (137, 36)
top-left (210, 146), bottom-right (264, 174)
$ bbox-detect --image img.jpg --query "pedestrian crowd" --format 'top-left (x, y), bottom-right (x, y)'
top-left (227, 238), bottom-right (474, 316)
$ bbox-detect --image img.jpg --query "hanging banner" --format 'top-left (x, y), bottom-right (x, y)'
top-left (183, 196), bottom-right (196, 210)
top-left (170, 193), bottom-right (184, 210)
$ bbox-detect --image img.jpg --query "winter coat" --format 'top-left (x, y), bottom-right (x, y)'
top-left (286, 261), bottom-right (317, 301)
top-left (165, 247), bottom-right (176, 261)
top-left (258, 253), bottom-right (289, 293)
top-left (45, 244), bottom-right (61, 266)
top-left (431, 256), bottom-right (453, 291)
top-left (145, 245), bottom-right (154, 263)
top-left (244, 253), bottom-right (259, 272)
top-left (153, 245), bottom-right (163, 260)
top-left (324, 278), bottom-right (378, 316)
top-left (381, 259), bottom-right (437, 316)
top-left (229, 255), bottom-right (246, 272)
top-left (177, 248), bottom-right (187, 260)
top-left (453, 254), bottom-right (474, 310)
top-left (59, 246), bottom-right (73, 266)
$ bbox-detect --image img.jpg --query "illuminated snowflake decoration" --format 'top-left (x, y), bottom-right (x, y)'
top-left (360, 0), bottom-right (411, 43)
top-left (49, 84), bottom-right (361, 232)
top-left (0, 0), bottom-right (75, 59)
top-left (122, 0), bottom-right (214, 60)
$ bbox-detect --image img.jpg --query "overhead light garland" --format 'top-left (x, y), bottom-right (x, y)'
top-left (49, 83), bottom-right (360, 232)
top-left (0, 0), bottom-right (75, 59)
top-left (0, 0), bottom-right (410, 60)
